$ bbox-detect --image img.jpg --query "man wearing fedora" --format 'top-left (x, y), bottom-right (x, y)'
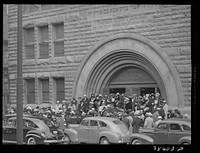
top-left (155, 116), bottom-right (163, 127)
top-left (162, 100), bottom-right (169, 119)
top-left (148, 93), bottom-right (155, 113)
top-left (132, 111), bottom-right (143, 133)
top-left (144, 112), bottom-right (155, 129)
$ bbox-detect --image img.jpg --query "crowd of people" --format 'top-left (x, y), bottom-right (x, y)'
top-left (5, 92), bottom-right (189, 134)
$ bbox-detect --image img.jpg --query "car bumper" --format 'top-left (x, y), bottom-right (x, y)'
top-left (44, 139), bottom-right (66, 144)
top-left (117, 137), bottom-right (130, 144)
top-left (117, 140), bottom-right (129, 144)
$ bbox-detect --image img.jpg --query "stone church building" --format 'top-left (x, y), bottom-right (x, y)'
top-left (7, 5), bottom-right (191, 115)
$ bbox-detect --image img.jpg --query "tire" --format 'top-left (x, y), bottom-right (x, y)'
top-left (27, 137), bottom-right (37, 145)
top-left (131, 139), bottom-right (142, 145)
top-left (62, 134), bottom-right (71, 144)
top-left (99, 137), bottom-right (110, 145)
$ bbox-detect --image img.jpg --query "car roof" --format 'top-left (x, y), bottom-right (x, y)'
top-left (4, 114), bottom-right (32, 118)
top-left (160, 118), bottom-right (191, 126)
top-left (83, 116), bottom-right (119, 122)
top-left (8, 116), bottom-right (44, 123)
top-left (83, 117), bottom-right (122, 126)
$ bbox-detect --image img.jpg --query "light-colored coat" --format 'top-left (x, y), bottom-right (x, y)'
top-left (144, 116), bottom-right (155, 129)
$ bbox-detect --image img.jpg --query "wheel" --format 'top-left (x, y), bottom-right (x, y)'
top-left (62, 134), bottom-right (71, 144)
top-left (99, 137), bottom-right (110, 145)
top-left (131, 139), bottom-right (142, 145)
top-left (27, 137), bottom-right (36, 145)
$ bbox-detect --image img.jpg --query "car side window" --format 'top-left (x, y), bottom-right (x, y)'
top-left (182, 124), bottom-right (191, 131)
top-left (81, 120), bottom-right (89, 126)
top-left (170, 124), bottom-right (181, 131)
top-left (25, 120), bottom-right (39, 128)
top-left (90, 120), bottom-right (98, 127)
top-left (157, 123), bottom-right (168, 130)
top-left (7, 119), bottom-right (16, 127)
top-left (99, 121), bottom-right (107, 128)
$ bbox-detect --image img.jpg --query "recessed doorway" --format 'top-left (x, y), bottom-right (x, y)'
top-left (110, 88), bottom-right (126, 94)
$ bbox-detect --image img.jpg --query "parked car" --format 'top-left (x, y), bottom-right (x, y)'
top-left (139, 118), bottom-right (191, 144)
top-left (3, 114), bottom-right (32, 123)
top-left (3, 117), bottom-right (69, 145)
top-left (64, 117), bottom-right (154, 144)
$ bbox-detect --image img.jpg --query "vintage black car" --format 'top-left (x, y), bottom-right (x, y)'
top-left (139, 118), bottom-right (191, 144)
top-left (3, 116), bottom-right (69, 145)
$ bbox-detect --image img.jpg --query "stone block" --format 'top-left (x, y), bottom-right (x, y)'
top-left (176, 65), bottom-right (191, 73)
top-left (66, 56), bottom-right (75, 63)
top-left (74, 55), bottom-right (84, 63)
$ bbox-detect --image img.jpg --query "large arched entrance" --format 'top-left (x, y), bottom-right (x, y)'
top-left (72, 33), bottom-right (184, 107)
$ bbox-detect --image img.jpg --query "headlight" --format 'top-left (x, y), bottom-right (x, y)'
top-left (41, 132), bottom-right (46, 138)
top-left (53, 131), bottom-right (58, 135)
top-left (114, 132), bottom-right (122, 140)
top-left (126, 131), bottom-right (130, 136)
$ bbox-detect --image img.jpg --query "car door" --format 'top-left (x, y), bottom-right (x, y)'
top-left (88, 120), bottom-right (99, 144)
top-left (153, 123), bottom-right (169, 144)
top-left (23, 119), bottom-right (36, 139)
top-left (76, 119), bottom-right (89, 143)
top-left (168, 123), bottom-right (183, 144)
top-left (3, 119), bottom-right (17, 142)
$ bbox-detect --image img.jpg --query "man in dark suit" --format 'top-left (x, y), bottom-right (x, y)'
top-left (121, 113), bottom-right (130, 130)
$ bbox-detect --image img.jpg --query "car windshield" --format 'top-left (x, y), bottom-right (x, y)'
top-left (40, 118), bottom-right (55, 128)
top-left (113, 120), bottom-right (128, 134)
top-left (182, 124), bottom-right (191, 131)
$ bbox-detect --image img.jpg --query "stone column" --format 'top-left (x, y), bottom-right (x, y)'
top-left (49, 76), bottom-right (54, 105)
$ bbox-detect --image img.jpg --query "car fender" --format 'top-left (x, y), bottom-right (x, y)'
top-left (98, 131), bottom-right (118, 143)
top-left (63, 128), bottom-right (78, 142)
top-left (130, 133), bottom-right (154, 144)
top-left (179, 136), bottom-right (191, 144)
top-left (25, 130), bottom-right (45, 144)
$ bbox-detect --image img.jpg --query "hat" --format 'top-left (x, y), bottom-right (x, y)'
top-left (84, 94), bottom-right (87, 97)
top-left (82, 112), bottom-right (86, 116)
top-left (106, 113), bottom-right (111, 117)
top-left (146, 112), bottom-right (153, 117)
top-left (127, 109), bottom-right (132, 113)
top-left (156, 107), bottom-right (161, 110)
top-left (163, 100), bottom-right (167, 103)
top-left (134, 111), bottom-right (140, 116)
top-left (27, 106), bottom-right (32, 110)
top-left (70, 111), bottom-right (75, 115)
top-left (151, 94), bottom-right (155, 97)
top-left (157, 116), bottom-right (162, 119)
top-left (156, 93), bottom-right (160, 96)
top-left (46, 110), bottom-right (51, 113)
top-left (144, 107), bottom-right (149, 112)
top-left (89, 101), bottom-right (94, 104)
top-left (183, 114), bottom-right (189, 119)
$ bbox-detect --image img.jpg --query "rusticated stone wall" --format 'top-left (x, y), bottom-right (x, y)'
top-left (8, 5), bottom-right (191, 107)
